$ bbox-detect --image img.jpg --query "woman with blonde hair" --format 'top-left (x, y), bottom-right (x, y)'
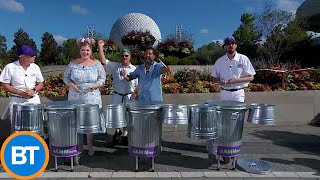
top-left (63, 37), bottom-right (106, 156)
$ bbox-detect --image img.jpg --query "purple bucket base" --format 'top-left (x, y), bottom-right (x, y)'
top-left (129, 146), bottom-right (158, 158)
top-left (50, 145), bottom-right (80, 157)
top-left (216, 145), bottom-right (241, 157)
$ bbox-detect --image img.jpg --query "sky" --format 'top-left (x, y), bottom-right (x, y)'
top-left (0, 0), bottom-right (306, 50)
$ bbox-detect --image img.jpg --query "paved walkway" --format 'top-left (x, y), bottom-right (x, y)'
top-left (0, 124), bottom-right (319, 179)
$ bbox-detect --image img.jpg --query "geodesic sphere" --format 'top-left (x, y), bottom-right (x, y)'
top-left (109, 13), bottom-right (162, 48)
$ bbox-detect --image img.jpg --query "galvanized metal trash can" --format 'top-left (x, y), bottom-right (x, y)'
top-left (105, 104), bottom-right (127, 128)
top-left (12, 103), bottom-right (43, 136)
top-left (186, 104), bottom-right (219, 140)
top-left (44, 101), bottom-right (82, 172)
top-left (206, 100), bottom-right (248, 170)
top-left (126, 102), bottom-right (163, 171)
top-left (76, 104), bottom-right (101, 134)
top-left (162, 104), bottom-right (188, 125)
top-left (247, 103), bottom-right (275, 126)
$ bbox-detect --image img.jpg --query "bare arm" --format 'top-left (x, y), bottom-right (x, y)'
top-left (2, 83), bottom-right (32, 98)
top-left (225, 75), bottom-right (254, 84)
top-left (97, 40), bottom-right (107, 65)
top-left (63, 63), bottom-right (80, 92)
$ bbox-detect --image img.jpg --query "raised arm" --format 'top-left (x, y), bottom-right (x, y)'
top-left (158, 59), bottom-right (171, 74)
top-left (97, 40), bottom-right (107, 65)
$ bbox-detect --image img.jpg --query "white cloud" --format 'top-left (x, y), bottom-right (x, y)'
top-left (71, 5), bottom-right (89, 15)
top-left (54, 35), bottom-right (68, 44)
top-left (200, 29), bottom-right (209, 34)
top-left (0, 0), bottom-right (24, 13)
top-left (274, 0), bottom-right (302, 14)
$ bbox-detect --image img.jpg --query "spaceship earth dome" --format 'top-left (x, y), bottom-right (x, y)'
top-left (296, 0), bottom-right (320, 32)
top-left (109, 13), bottom-right (162, 48)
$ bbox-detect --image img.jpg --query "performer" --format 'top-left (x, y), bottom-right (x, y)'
top-left (63, 37), bottom-right (106, 156)
top-left (120, 47), bottom-right (171, 103)
top-left (211, 36), bottom-right (255, 102)
top-left (0, 45), bottom-right (44, 128)
top-left (97, 39), bottom-right (138, 146)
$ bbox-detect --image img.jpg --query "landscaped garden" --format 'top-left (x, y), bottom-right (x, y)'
top-left (0, 63), bottom-right (318, 97)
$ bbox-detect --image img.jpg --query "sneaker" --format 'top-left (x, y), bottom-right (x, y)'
top-left (112, 129), bottom-right (122, 145)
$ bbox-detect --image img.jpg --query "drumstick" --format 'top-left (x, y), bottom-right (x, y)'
top-left (158, 59), bottom-right (168, 68)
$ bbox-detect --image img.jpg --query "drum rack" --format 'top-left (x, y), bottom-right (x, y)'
top-left (53, 155), bottom-right (80, 172)
top-left (135, 157), bottom-right (155, 172)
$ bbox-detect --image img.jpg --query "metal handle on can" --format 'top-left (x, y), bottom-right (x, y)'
top-left (230, 112), bottom-right (239, 120)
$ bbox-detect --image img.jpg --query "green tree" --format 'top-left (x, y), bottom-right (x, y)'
top-left (264, 20), bottom-right (312, 65)
top-left (62, 38), bottom-right (78, 62)
top-left (256, 2), bottom-right (293, 38)
top-left (39, 32), bottom-right (59, 65)
top-left (233, 13), bottom-right (262, 59)
top-left (11, 28), bottom-right (37, 59)
top-left (0, 34), bottom-right (7, 56)
top-left (195, 41), bottom-right (224, 64)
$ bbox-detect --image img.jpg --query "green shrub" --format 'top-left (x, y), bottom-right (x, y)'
top-left (178, 57), bottom-right (198, 65)
top-left (161, 56), bottom-right (179, 65)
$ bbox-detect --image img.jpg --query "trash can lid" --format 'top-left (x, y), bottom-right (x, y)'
top-left (236, 157), bottom-right (272, 175)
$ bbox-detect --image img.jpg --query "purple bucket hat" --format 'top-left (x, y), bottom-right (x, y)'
top-left (18, 45), bottom-right (36, 57)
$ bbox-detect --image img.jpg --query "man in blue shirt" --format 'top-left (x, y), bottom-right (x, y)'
top-left (120, 48), bottom-right (170, 103)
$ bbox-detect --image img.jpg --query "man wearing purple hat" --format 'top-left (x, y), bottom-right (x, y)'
top-left (208, 36), bottom-right (256, 165)
top-left (0, 44), bottom-right (44, 128)
top-left (211, 36), bottom-right (256, 102)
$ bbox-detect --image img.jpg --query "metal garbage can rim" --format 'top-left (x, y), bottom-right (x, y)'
top-left (249, 103), bottom-right (275, 108)
top-left (44, 101), bottom-right (83, 110)
top-left (206, 100), bottom-right (248, 110)
top-left (127, 101), bottom-right (163, 110)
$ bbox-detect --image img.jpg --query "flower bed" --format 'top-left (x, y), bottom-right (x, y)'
top-left (0, 67), bottom-right (319, 97)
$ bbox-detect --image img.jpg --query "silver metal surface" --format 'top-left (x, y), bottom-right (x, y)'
top-left (105, 104), bottom-right (127, 128)
top-left (45, 102), bottom-right (79, 147)
top-left (247, 103), bottom-right (275, 126)
top-left (236, 157), bottom-right (272, 174)
top-left (76, 104), bottom-right (101, 134)
top-left (13, 103), bottom-right (43, 136)
top-left (162, 104), bottom-right (188, 125)
top-left (187, 104), bottom-right (218, 140)
top-left (205, 100), bottom-right (248, 147)
top-left (127, 103), bottom-right (163, 154)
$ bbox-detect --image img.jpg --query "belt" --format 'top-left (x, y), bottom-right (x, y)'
top-left (114, 91), bottom-right (132, 96)
top-left (222, 88), bottom-right (244, 92)
top-left (114, 91), bottom-right (133, 103)
top-left (10, 94), bottom-right (27, 99)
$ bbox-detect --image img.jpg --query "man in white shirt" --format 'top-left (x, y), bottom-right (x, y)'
top-left (209, 36), bottom-right (256, 165)
top-left (98, 40), bottom-right (138, 146)
top-left (0, 44), bottom-right (44, 128)
top-left (211, 36), bottom-right (256, 102)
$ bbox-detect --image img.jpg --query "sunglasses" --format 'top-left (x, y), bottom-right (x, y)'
top-left (121, 55), bottom-right (129, 58)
